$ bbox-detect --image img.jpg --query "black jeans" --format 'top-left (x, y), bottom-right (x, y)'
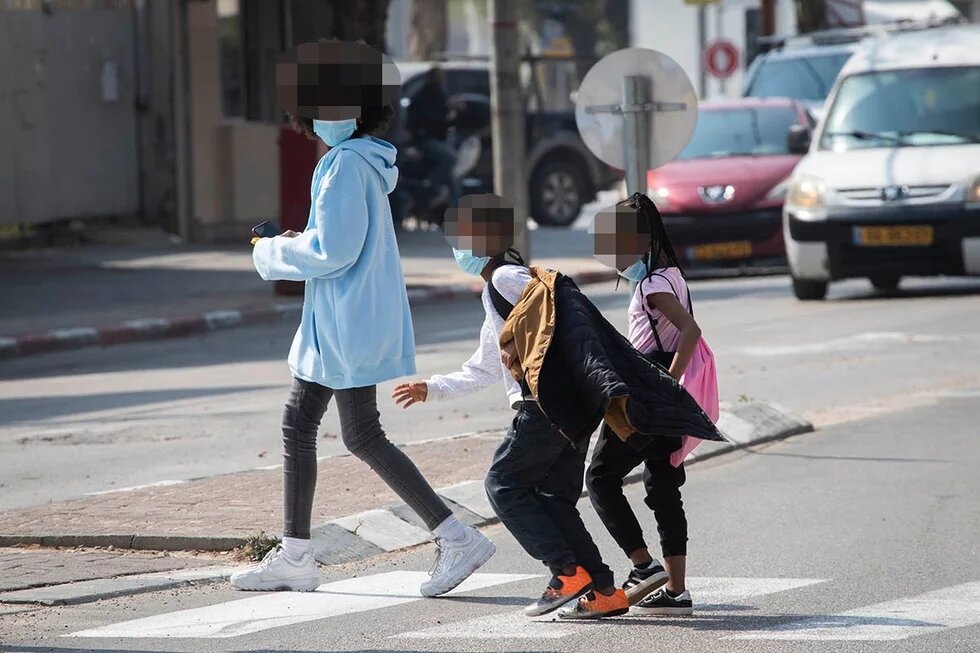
top-left (586, 423), bottom-right (688, 558)
top-left (485, 402), bottom-right (614, 589)
top-left (281, 378), bottom-right (452, 539)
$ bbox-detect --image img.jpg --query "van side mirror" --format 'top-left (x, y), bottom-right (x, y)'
top-left (787, 125), bottom-right (812, 155)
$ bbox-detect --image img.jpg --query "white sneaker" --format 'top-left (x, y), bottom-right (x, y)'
top-left (229, 545), bottom-right (320, 592)
top-left (420, 527), bottom-right (496, 597)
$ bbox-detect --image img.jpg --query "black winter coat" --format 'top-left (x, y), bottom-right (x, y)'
top-left (536, 276), bottom-right (725, 450)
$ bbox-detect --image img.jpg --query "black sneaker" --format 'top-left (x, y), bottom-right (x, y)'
top-left (632, 587), bottom-right (694, 616)
top-left (622, 561), bottom-right (668, 605)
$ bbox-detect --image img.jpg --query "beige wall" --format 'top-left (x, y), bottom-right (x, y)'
top-left (186, 0), bottom-right (280, 241)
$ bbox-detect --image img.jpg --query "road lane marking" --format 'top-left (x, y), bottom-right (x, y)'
top-left (398, 576), bottom-right (827, 640)
top-left (67, 571), bottom-right (537, 639)
top-left (738, 331), bottom-right (968, 357)
top-left (729, 581), bottom-right (980, 641)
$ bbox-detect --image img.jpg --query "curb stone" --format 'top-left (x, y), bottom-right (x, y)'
top-left (0, 400), bottom-right (811, 606)
top-left (0, 270), bottom-right (619, 361)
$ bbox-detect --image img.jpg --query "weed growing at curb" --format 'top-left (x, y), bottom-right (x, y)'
top-left (234, 531), bottom-right (281, 562)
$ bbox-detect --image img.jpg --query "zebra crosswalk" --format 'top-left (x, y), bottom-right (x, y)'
top-left (65, 570), bottom-right (980, 645)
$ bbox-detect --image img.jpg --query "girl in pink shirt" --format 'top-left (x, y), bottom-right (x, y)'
top-left (587, 192), bottom-right (714, 617)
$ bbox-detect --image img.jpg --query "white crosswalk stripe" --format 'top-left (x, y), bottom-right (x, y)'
top-left (729, 581), bottom-right (980, 641)
top-left (397, 576), bottom-right (828, 640)
top-left (64, 570), bottom-right (980, 644)
top-left (67, 571), bottom-right (537, 639)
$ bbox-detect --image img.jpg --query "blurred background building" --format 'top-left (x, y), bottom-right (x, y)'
top-left (0, 0), bottom-right (974, 242)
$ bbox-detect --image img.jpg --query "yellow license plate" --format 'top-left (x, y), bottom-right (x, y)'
top-left (690, 240), bottom-right (753, 261)
top-left (855, 225), bottom-right (934, 247)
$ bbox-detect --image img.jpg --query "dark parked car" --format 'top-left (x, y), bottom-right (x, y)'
top-left (393, 61), bottom-right (621, 226)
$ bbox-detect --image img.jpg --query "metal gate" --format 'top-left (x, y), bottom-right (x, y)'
top-left (0, 0), bottom-right (139, 227)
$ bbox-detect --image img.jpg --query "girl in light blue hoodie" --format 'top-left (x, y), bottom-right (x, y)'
top-left (231, 51), bottom-right (493, 595)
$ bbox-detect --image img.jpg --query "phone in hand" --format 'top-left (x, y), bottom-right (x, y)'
top-left (251, 220), bottom-right (281, 239)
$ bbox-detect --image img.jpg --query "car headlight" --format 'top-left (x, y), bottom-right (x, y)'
top-left (785, 175), bottom-right (827, 216)
top-left (651, 187), bottom-right (671, 208)
top-left (766, 177), bottom-right (791, 201)
top-left (968, 174), bottom-right (980, 207)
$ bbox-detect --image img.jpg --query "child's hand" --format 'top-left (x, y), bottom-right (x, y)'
top-left (500, 340), bottom-right (518, 369)
top-left (281, 230), bottom-right (300, 238)
top-left (392, 382), bottom-right (428, 408)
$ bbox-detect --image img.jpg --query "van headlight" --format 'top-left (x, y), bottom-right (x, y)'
top-left (785, 175), bottom-right (827, 217)
top-left (968, 174), bottom-right (980, 207)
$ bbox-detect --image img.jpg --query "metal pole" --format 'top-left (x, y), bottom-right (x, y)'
top-left (172, 0), bottom-right (194, 241)
top-left (488, 0), bottom-right (529, 259)
top-left (621, 75), bottom-right (651, 197)
top-left (697, 3), bottom-right (707, 99)
top-left (716, 1), bottom-right (727, 96)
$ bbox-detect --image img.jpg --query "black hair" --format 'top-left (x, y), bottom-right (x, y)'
top-left (619, 191), bottom-right (684, 280)
top-left (286, 104), bottom-right (395, 142)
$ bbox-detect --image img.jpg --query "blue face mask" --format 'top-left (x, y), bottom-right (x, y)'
top-left (618, 257), bottom-right (649, 282)
top-left (313, 119), bottom-right (357, 147)
top-left (453, 248), bottom-right (491, 276)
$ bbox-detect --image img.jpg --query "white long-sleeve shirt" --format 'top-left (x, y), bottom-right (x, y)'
top-left (425, 265), bottom-right (532, 408)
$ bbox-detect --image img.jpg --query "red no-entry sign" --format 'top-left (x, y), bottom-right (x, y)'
top-left (704, 39), bottom-right (740, 79)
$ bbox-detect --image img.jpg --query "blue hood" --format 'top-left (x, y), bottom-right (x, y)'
top-left (331, 135), bottom-right (399, 195)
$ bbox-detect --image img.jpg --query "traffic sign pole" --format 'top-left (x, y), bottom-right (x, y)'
top-left (621, 76), bottom-right (651, 197)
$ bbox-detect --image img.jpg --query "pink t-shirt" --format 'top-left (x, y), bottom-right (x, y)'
top-left (627, 267), bottom-right (690, 355)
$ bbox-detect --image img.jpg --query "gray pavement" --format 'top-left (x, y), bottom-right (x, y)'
top-left (2, 274), bottom-right (978, 511)
top-left (2, 394), bottom-right (977, 651)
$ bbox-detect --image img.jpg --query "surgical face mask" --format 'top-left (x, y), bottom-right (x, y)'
top-left (313, 119), bottom-right (357, 147)
top-left (618, 257), bottom-right (648, 282)
top-left (453, 248), bottom-right (491, 276)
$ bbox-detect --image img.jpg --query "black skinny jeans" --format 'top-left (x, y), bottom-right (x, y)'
top-left (485, 401), bottom-right (614, 589)
top-left (586, 423), bottom-right (688, 559)
top-left (281, 378), bottom-right (452, 539)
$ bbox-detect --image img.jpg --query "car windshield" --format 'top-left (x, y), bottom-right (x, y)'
top-left (676, 107), bottom-right (800, 160)
top-left (820, 66), bottom-right (980, 150)
top-left (746, 52), bottom-right (853, 101)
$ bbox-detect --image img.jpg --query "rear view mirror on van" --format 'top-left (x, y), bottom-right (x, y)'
top-left (787, 125), bottom-right (812, 155)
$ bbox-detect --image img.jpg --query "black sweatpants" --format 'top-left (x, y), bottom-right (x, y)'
top-left (586, 423), bottom-right (688, 558)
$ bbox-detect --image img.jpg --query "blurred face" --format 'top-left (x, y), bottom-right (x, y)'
top-left (276, 40), bottom-right (401, 120)
top-left (592, 204), bottom-right (651, 271)
top-left (444, 194), bottom-right (516, 257)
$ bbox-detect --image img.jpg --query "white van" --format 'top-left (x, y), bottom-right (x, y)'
top-left (782, 23), bottom-right (980, 300)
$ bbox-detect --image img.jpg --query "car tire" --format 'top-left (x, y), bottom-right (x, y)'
top-left (870, 274), bottom-right (901, 291)
top-left (792, 276), bottom-right (828, 301)
top-left (530, 158), bottom-right (589, 227)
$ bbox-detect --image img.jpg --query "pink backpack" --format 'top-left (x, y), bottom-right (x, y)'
top-left (642, 273), bottom-right (720, 467)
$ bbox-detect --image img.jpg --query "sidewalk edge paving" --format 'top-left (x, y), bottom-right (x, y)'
top-left (0, 270), bottom-right (618, 361)
top-left (0, 400), bottom-right (812, 607)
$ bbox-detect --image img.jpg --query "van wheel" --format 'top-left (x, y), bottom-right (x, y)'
top-left (792, 276), bottom-right (828, 301)
top-left (870, 274), bottom-right (900, 291)
top-left (530, 159), bottom-right (588, 227)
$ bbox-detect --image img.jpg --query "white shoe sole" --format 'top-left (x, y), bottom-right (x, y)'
top-left (229, 576), bottom-right (320, 592)
top-left (631, 605), bottom-right (694, 616)
top-left (420, 536), bottom-right (497, 598)
top-left (625, 570), bottom-right (669, 606)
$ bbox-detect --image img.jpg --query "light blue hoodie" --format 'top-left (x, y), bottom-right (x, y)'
top-left (252, 136), bottom-right (416, 389)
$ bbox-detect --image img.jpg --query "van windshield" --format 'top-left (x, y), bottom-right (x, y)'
top-left (746, 52), bottom-right (853, 102)
top-left (820, 66), bottom-right (980, 150)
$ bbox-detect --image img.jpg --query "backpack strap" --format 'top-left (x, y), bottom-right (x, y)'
top-left (639, 271), bottom-right (693, 352)
top-left (487, 262), bottom-right (522, 321)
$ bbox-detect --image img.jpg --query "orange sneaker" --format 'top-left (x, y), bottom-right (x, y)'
top-left (524, 566), bottom-right (594, 617)
top-left (559, 588), bottom-right (630, 619)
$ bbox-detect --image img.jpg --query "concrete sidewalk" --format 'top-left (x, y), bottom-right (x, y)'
top-left (0, 401), bottom-right (811, 555)
top-left (0, 224), bottom-right (614, 359)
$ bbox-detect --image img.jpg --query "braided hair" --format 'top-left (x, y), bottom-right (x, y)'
top-left (619, 191), bottom-right (684, 280)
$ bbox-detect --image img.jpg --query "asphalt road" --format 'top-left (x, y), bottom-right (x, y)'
top-left (2, 392), bottom-right (978, 652)
top-left (2, 274), bottom-right (979, 510)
